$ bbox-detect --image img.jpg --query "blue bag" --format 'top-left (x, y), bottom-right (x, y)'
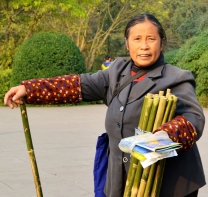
top-left (93, 133), bottom-right (109, 197)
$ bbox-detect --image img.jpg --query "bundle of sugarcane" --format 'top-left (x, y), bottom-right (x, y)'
top-left (123, 89), bottom-right (178, 197)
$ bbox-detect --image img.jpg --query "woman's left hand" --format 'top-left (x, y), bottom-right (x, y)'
top-left (153, 115), bottom-right (197, 151)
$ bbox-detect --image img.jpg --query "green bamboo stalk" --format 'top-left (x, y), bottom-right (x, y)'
top-left (139, 94), bottom-right (168, 197)
top-left (138, 94), bottom-right (152, 129)
top-left (138, 95), bottom-right (148, 129)
top-left (150, 159), bottom-right (166, 197)
top-left (124, 94), bottom-right (152, 197)
top-left (152, 96), bottom-right (167, 131)
top-left (123, 157), bottom-right (139, 197)
top-left (162, 96), bottom-right (173, 124)
top-left (140, 98), bottom-right (153, 131)
top-left (150, 94), bottom-right (178, 197)
top-left (136, 166), bottom-right (151, 197)
top-left (158, 91), bottom-right (164, 97)
top-left (124, 90), bottom-right (177, 197)
top-left (130, 162), bottom-right (143, 197)
top-left (168, 95), bottom-right (178, 120)
top-left (143, 162), bottom-right (157, 197)
top-left (20, 99), bottom-right (43, 197)
top-left (131, 95), bottom-right (155, 196)
top-left (142, 96), bottom-right (160, 197)
top-left (165, 89), bottom-right (171, 98)
top-left (132, 94), bottom-right (165, 197)
top-left (146, 96), bottom-right (160, 132)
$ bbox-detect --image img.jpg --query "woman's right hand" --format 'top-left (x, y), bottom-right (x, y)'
top-left (4, 85), bottom-right (26, 109)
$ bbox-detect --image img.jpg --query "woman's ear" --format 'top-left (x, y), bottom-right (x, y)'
top-left (160, 39), bottom-right (165, 51)
top-left (125, 39), bottom-right (129, 50)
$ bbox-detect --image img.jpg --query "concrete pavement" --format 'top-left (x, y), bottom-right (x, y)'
top-left (0, 105), bottom-right (207, 197)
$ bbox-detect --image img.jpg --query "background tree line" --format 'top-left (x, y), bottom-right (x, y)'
top-left (0, 0), bottom-right (208, 105)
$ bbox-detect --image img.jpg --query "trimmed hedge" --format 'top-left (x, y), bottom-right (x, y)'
top-left (0, 69), bottom-right (12, 105)
top-left (11, 31), bottom-right (86, 86)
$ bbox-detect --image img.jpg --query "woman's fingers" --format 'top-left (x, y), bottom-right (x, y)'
top-left (4, 85), bottom-right (26, 108)
top-left (5, 96), bottom-right (14, 109)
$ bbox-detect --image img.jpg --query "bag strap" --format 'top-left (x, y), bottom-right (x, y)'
top-left (109, 69), bottom-right (148, 104)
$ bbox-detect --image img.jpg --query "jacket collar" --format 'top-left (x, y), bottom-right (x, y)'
top-left (118, 53), bottom-right (165, 105)
top-left (120, 53), bottom-right (166, 77)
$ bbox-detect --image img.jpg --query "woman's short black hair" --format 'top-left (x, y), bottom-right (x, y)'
top-left (124, 13), bottom-right (167, 46)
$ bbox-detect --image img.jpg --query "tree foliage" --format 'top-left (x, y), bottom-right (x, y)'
top-left (165, 30), bottom-right (208, 98)
top-left (164, 49), bottom-right (179, 65)
top-left (162, 0), bottom-right (208, 48)
top-left (79, 0), bottom-right (168, 70)
top-left (1, 0), bottom-right (208, 73)
top-left (10, 31), bottom-right (86, 86)
top-left (0, 0), bottom-right (96, 69)
top-left (0, 0), bottom-right (168, 71)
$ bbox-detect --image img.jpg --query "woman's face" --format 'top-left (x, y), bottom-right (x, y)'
top-left (126, 20), bottom-right (163, 67)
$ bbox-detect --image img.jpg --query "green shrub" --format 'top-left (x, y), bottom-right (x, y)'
top-left (11, 31), bottom-right (86, 86)
top-left (175, 30), bottom-right (208, 98)
top-left (164, 49), bottom-right (179, 65)
top-left (0, 68), bottom-right (12, 105)
top-left (198, 95), bottom-right (208, 108)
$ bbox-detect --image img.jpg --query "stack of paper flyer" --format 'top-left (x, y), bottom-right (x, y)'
top-left (118, 130), bottom-right (182, 168)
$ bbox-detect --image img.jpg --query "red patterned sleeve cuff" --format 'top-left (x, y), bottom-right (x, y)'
top-left (20, 74), bottom-right (82, 104)
top-left (153, 115), bottom-right (197, 151)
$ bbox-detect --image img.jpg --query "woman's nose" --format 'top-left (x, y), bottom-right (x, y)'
top-left (140, 40), bottom-right (149, 50)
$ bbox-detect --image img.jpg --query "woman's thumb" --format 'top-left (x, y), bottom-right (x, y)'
top-left (12, 93), bottom-right (22, 102)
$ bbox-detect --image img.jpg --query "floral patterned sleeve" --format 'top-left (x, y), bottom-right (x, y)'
top-left (153, 115), bottom-right (197, 151)
top-left (20, 74), bottom-right (82, 104)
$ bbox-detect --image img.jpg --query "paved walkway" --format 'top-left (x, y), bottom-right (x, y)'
top-left (0, 105), bottom-right (207, 197)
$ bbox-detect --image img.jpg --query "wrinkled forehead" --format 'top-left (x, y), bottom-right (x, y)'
top-left (127, 20), bottom-right (160, 37)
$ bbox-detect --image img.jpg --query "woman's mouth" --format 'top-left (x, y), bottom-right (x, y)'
top-left (139, 54), bottom-right (151, 59)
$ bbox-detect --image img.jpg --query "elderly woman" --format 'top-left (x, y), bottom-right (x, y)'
top-left (4, 13), bottom-right (206, 197)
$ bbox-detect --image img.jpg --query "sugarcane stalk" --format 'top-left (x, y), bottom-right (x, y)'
top-left (150, 94), bottom-right (178, 197)
top-left (123, 157), bottom-right (139, 197)
top-left (124, 94), bottom-right (153, 197)
top-left (129, 94), bottom-right (166, 197)
top-left (133, 95), bottom-right (156, 196)
top-left (138, 96), bottom-right (148, 129)
top-left (150, 159), bottom-right (166, 197)
top-left (138, 94), bottom-right (152, 129)
top-left (158, 91), bottom-right (164, 97)
top-left (142, 95), bottom-right (167, 197)
top-left (140, 98), bottom-right (153, 131)
top-left (124, 95), bottom-right (151, 197)
top-left (137, 95), bottom-right (159, 197)
top-left (165, 89), bottom-right (171, 98)
top-left (130, 162), bottom-right (143, 197)
top-left (136, 166), bottom-right (151, 197)
top-left (162, 96), bottom-right (173, 124)
top-left (146, 96), bottom-right (160, 132)
top-left (136, 95), bottom-right (161, 197)
top-left (141, 96), bottom-right (160, 197)
top-left (143, 162), bottom-right (157, 197)
top-left (152, 96), bottom-right (167, 131)
top-left (20, 99), bottom-right (43, 197)
top-left (124, 90), bottom-right (178, 197)
top-left (139, 94), bottom-right (168, 196)
top-left (168, 95), bottom-right (178, 120)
